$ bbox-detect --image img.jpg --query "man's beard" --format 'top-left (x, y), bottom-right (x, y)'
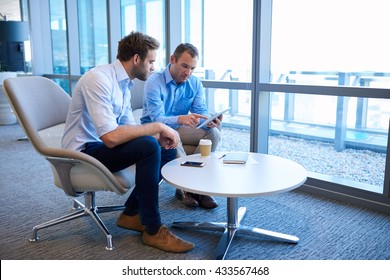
top-left (135, 68), bottom-right (148, 81)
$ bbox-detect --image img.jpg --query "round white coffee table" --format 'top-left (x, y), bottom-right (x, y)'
top-left (161, 152), bottom-right (307, 260)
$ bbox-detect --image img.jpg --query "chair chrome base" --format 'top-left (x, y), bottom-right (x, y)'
top-left (29, 191), bottom-right (124, 250)
top-left (172, 197), bottom-right (299, 260)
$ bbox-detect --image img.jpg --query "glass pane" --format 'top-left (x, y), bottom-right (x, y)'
top-left (120, 0), bottom-right (166, 70)
top-left (23, 1), bottom-right (32, 73)
top-left (49, 0), bottom-right (68, 74)
top-left (182, 0), bottom-right (253, 82)
top-left (211, 89), bottom-right (251, 153)
top-left (53, 78), bottom-right (70, 94)
top-left (269, 92), bottom-right (388, 193)
top-left (78, 0), bottom-right (108, 73)
top-left (271, 0), bottom-right (390, 88)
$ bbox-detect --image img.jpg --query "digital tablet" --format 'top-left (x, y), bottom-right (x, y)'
top-left (196, 107), bottom-right (230, 129)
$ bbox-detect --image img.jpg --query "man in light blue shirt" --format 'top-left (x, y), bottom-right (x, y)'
top-left (62, 32), bottom-right (194, 253)
top-left (141, 43), bottom-right (222, 209)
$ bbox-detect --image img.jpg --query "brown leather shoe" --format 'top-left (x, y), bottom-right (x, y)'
top-left (197, 195), bottom-right (218, 209)
top-left (116, 213), bottom-right (145, 232)
top-left (142, 225), bottom-right (195, 253)
top-left (175, 189), bottom-right (199, 207)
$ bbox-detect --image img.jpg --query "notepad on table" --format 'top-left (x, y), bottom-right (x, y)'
top-left (222, 152), bottom-right (249, 164)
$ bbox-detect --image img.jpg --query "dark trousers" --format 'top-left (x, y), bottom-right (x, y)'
top-left (82, 136), bottom-right (176, 227)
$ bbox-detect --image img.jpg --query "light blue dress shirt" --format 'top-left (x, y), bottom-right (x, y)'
top-left (140, 65), bottom-right (209, 129)
top-left (62, 59), bottom-right (135, 151)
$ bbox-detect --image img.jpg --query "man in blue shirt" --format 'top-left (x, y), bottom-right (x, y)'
top-left (141, 43), bottom-right (222, 209)
top-left (62, 32), bottom-right (194, 253)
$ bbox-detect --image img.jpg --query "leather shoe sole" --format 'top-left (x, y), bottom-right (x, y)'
top-left (116, 213), bottom-right (145, 232)
top-left (142, 225), bottom-right (194, 253)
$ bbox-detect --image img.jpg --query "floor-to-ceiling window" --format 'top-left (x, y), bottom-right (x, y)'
top-left (45, 0), bottom-right (166, 92)
top-left (181, 0), bottom-right (254, 151)
top-left (49, 0), bottom-right (67, 74)
top-left (268, 0), bottom-right (389, 197)
top-left (78, 0), bottom-right (108, 73)
top-left (121, 0), bottom-right (166, 70)
top-left (49, 0), bottom-right (69, 91)
top-left (180, 0), bottom-right (390, 211)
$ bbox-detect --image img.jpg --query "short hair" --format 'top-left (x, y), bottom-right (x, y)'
top-left (172, 43), bottom-right (199, 61)
top-left (117, 31), bottom-right (160, 61)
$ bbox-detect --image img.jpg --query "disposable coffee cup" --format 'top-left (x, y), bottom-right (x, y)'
top-left (199, 139), bottom-right (212, 156)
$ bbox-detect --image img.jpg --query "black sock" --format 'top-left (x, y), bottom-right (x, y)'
top-left (145, 223), bottom-right (162, 235)
top-left (123, 207), bottom-right (138, 216)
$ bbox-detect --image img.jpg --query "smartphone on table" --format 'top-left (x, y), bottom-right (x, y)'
top-left (180, 161), bottom-right (205, 167)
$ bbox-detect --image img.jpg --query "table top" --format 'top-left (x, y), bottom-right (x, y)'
top-left (161, 152), bottom-right (307, 198)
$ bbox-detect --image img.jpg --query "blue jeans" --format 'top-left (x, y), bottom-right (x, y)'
top-left (82, 136), bottom-right (176, 227)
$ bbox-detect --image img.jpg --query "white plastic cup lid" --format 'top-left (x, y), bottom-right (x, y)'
top-left (199, 139), bottom-right (212, 145)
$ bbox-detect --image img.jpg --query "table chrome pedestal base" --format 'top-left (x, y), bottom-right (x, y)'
top-left (172, 197), bottom-right (299, 260)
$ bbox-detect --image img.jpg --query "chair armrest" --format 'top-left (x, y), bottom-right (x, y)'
top-left (46, 157), bottom-right (83, 197)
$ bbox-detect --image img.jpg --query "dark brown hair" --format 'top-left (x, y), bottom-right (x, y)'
top-left (117, 31), bottom-right (160, 61)
top-left (172, 43), bottom-right (199, 61)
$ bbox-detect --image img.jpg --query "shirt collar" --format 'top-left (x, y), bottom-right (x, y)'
top-left (114, 59), bottom-right (134, 89)
top-left (164, 64), bottom-right (177, 86)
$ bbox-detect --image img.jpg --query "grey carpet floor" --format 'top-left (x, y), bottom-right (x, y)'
top-left (1, 124), bottom-right (389, 260)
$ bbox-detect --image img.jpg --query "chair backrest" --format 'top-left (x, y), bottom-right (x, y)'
top-left (3, 76), bottom-right (133, 196)
top-left (3, 76), bottom-right (70, 153)
top-left (130, 78), bottom-right (146, 111)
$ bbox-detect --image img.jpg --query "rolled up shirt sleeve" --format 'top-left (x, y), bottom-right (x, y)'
top-left (83, 71), bottom-right (119, 137)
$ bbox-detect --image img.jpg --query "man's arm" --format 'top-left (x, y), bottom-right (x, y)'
top-left (100, 122), bottom-right (179, 149)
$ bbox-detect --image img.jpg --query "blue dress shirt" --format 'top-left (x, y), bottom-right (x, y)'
top-left (140, 65), bottom-right (209, 129)
top-left (62, 59), bottom-right (135, 151)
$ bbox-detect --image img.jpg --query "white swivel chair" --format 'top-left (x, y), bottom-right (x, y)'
top-left (3, 76), bottom-right (136, 250)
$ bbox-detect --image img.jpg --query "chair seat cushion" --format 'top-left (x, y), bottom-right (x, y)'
top-left (51, 163), bottom-right (136, 195)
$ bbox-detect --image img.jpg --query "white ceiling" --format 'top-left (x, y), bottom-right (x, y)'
top-left (0, 0), bottom-right (21, 21)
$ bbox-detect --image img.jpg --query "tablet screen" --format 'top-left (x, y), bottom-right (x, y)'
top-left (196, 107), bottom-right (230, 129)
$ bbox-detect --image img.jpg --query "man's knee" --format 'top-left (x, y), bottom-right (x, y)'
top-left (208, 127), bottom-right (221, 142)
top-left (206, 128), bottom-right (221, 152)
top-left (175, 141), bottom-right (187, 158)
top-left (132, 136), bottom-right (161, 158)
top-left (127, 136), bottom-right (161, 158)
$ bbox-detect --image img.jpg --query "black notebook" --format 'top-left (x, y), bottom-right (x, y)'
top-left (222, 152), bottom-right (249, 164)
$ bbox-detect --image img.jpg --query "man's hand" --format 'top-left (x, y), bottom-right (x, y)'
top-left (158, 124), bottom-right (180, 149)
top-left (207, 114), bottom-right (223, 128)
top-left (178, 113), bottom-right (208, 127)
